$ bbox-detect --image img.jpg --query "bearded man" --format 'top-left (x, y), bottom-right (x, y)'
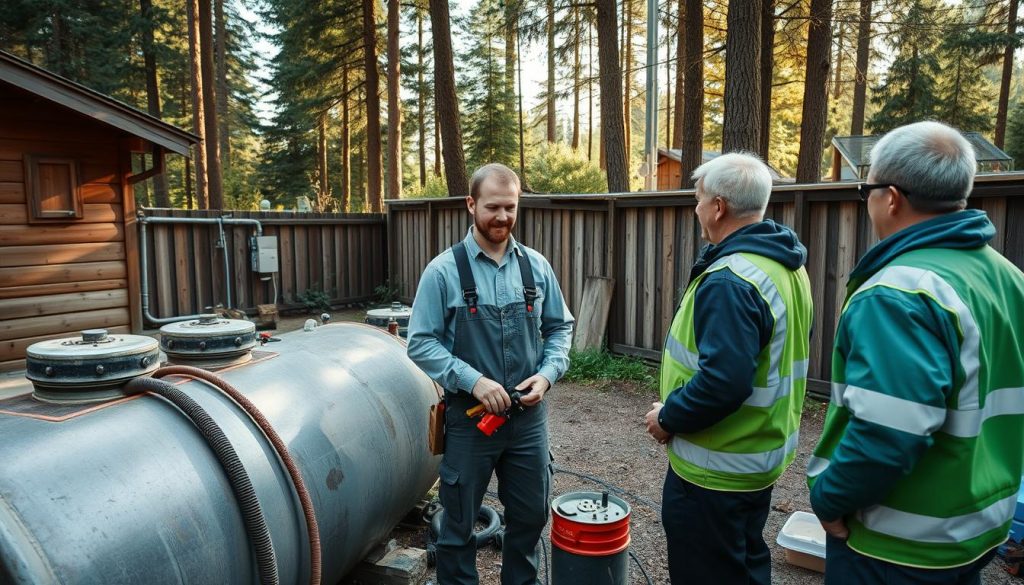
top-left (407, 163), bottom-right (574, 585)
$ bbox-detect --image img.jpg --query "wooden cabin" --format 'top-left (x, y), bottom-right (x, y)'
top-left (656, 148), bottom-right (789, 190)
top-left (0, 50), bottom-right (197, 371)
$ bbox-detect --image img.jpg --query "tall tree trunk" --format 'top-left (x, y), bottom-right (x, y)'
top-left (796, 0), bottom-right (832, 183)
top-left (832, 21), bottom-right (844, 99)
top-left (665, 0), bottom-right (673, 150)
top-left (723, 0), bottom-right (761, 153)
top-left (547, 0), bottom-right (557, 143)
top-left (182, 75), bottom-right (193, 209)
top-left (318, 115), bottom-right (328, 202)
top-left (596, 0), bottom-right (629, 192)
top-left (434, 98), bottom-right (442, 177)
top-left (417, 10), bottom-right (427, 187)
top-left (758, 0), bottom-right (775, 160)
top-left (342, 68), bottom-right (351, 212)
top-left (518, 29), bottom-right (527, 178)
top-left (198, 0), bottom-right (223, 209)
top-left (672, 1), bottom-right (684, 149)
top-left (215, 0), bottom-right (230, 170)
top-left (623, 0), bottom-right (633, 160)
top-left (589, 20), bottom-right (595, 161)
top-left (429, 0), bottom-right (469, 195)
top-left (996, 0), bottom-right (1018, 148)
top-left (680, 0), bottom-right (703, 188)
top-left (140, 0), bottom-right (170, 207)
top-left (850, 0), bottom-right (871, 135)
top-left (572, 8), bottom-right (581, 149)
top-left (386, 0), bottom-right (402, 199)
top-left (505, 1), bottom-right (519, 95)
top-left (363, 0), bottom-right (384, 211)
top-left (187, 0), bottom-right (209, 209)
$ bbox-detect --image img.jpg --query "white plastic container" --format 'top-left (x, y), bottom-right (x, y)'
top-left (776, 511), bottom-right (827, 573)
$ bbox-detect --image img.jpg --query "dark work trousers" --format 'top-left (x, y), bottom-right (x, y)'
top-left (825, 534), bottom-right (997, 585)
top-left (437, 244), bottom-right (550, 585)
top-left (661, 467), bottom-right (773, 585)
top-left (438, 394), bottom-right (551, 585)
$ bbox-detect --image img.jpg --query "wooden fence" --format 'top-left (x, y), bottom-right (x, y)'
top-left (387, 173), bottom-right (1024, 385)
top-left (140, 209), bottom-right (387, 320)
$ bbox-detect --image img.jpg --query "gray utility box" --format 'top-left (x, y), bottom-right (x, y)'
top-left (250, 236), bottom-right (279, 273)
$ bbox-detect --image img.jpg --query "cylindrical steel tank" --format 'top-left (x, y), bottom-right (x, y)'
top-left (0, 323), bottom-right (440, 584)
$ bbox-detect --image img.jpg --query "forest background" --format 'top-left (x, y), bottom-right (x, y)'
top-left (1, 0), bottom-right (1021, 212)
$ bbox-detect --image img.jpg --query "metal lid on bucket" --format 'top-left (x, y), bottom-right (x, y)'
top-left (550, 491), bottom-right (631, 557)
top-left (159, 314), bottom-right (257, 366)
top-left (25, 329), bottom-right (160, 401)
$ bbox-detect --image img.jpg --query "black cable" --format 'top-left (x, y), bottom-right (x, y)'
top-left (552, 465), bottom-right (662, 514)
top-left (125, 376), bottom-right (278, 585)
top-left (629, 550), bottom-right (655, 585)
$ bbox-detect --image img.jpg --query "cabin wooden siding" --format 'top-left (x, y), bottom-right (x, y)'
top-left (0, 84), bottom-right (138, 370)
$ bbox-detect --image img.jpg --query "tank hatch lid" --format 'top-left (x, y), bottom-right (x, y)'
top-left (366, 302), bottom-right (412, 319)
top-left (551, 491), bottom-right (630, 525)
top-left (25, 329), bottom-right (159, 396)
top-left (159, 314), bottom-right (257, 361)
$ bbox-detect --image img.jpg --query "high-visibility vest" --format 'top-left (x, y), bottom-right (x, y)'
top-left (809, 246), bottom-right (1024, 568)
top-left (660, 252), bottom-right (813, 492)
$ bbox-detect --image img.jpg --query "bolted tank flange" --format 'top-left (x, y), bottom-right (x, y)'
top-left (159, 315), bottom-right (257, 365)
top-left (25, 329), bottom-right (160, 402)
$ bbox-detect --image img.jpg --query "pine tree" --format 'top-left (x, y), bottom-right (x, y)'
top-left (868, 0), bottom-right (943, 133)
top-left (461, 0), bottom-right (519, 170)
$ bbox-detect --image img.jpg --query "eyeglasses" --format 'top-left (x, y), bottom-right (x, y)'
top-left (858, 183), bottom-right (912, 201)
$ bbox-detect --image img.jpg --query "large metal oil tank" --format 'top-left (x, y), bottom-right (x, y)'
top-left (0, 322), bottom-right (440, 584)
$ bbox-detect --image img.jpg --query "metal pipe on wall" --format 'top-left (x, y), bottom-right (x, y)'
top-left (138, 214), bottom-right (263, 325)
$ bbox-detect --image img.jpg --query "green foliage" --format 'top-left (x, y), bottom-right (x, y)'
top-left (1004, 99), bottom-right (1024, 167)
top-left (405, 174), bottom-right (450, 198)
top-left (525, 143), bottom-right (607, 194)
top-left (372, 280), bottom-right (401, 305)
top-left (297, 285), bottom-right (332, 313)
top-left (460, 0), bottom-right (519, 170)
top-left (563, 348), bottom-right (656, 390)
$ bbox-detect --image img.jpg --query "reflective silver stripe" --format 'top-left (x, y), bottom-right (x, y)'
top-left (832, 382), bottom-right (847, 405)
top-left (856, 266), bottom-right (982, 410)
top-left (746, 359), bottom-right (811, 408)
top-left (942, 386), bottom-right (1024, 438)
top-left (843, 385), bottom-right (946, 436)
top-left (671, 431), bottom-right (799, 475)
top-left (806, 455), bottom-right (830, 478)
top-left (858, 493), bottom-right (1017, 544)
top-left (666, 335), bottom-right (700, 371)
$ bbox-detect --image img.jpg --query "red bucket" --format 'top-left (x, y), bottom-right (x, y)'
top-left (550, 491), bottom-right (631, 556)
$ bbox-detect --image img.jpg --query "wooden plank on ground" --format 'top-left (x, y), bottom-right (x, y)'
top-left (0, 279), bottom-right (126, 300)
top-left (0, 289), bottom-right (128, 320)
top-left (0, 223), bottom-right (123, 246)
top-left (0, 242), bottom-right (124, 267)
top-left (347, 545), bottom-right (427, 585)
top-left (0, 307), bottom-right (130, 342)
top-left (573, 276), bottom-right (616, 351)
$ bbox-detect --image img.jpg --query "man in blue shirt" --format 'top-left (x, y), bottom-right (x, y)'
top-left (407, 163), bottom-right (574, 585)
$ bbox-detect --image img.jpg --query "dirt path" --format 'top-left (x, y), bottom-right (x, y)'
top-left (400, 380), bottom-right (1017, 585)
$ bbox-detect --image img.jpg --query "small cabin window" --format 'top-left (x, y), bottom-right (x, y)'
top-left (25, 155), bottom-right (82, 222)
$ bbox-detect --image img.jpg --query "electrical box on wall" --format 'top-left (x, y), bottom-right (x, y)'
top-left (250, 236), bottom-right (279, 273)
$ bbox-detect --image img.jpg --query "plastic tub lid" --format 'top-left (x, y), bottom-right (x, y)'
top-left (776, 511), bottom-right (826, 559)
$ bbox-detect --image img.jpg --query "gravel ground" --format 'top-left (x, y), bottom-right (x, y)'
top-left (391, 379), bottom-right (1018, 585)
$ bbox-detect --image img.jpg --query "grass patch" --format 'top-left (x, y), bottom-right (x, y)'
top-left (564, 348), bottom-right (657, 390)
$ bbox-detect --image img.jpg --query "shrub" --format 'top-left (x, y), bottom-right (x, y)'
top-left (563, 348), bottom-right (656, 390)
top-left (525, 143), bottom-right (607, 194)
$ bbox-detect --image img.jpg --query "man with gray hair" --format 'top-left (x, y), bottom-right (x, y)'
top-left (808, 121), bottom-right (1024, 583)
top-left (645, 152), bottom-right (813, 584)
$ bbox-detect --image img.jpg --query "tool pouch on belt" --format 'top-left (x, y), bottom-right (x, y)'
top-left (428, 383), bottom-right (446, 455)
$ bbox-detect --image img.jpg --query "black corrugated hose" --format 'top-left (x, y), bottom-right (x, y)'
top-left (124, 376), bottom-right (279, 585)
